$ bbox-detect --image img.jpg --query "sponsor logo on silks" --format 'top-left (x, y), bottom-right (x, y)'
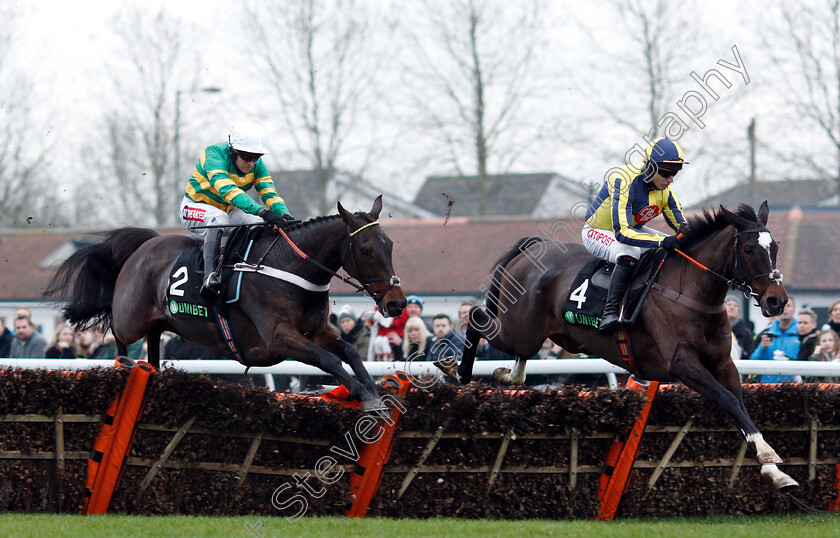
top-left (586, 228), bottom-right (614, 246)
top-left (170, 300), bottom-right (209, 318)
top-left (635, 205), bottom-right (659, 224)
top-left (564, 310), bottom-right (601, 327)
top-left (181, 206), bottom-right (207, 222)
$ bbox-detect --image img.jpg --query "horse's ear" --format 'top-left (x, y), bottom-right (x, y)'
top-left (337, 200), bottom-right (352, 224)
top-left (720, 205), bottom-right (748, 229)
top-left (757, 200), bottom-right (770, 225)
top-left (370, 195), bottom-right (383, 220)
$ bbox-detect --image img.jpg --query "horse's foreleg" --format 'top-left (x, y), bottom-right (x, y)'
top-left (711, 360), bottom-right (783, 464)
top-left (493, 357), bottom-right (527, 385)
top-left (316, 334), bottom-right (378, 397)
top-left (672, 347), bottom-right (798, 491)
top-left (281, 332), bottom-right (379, 409)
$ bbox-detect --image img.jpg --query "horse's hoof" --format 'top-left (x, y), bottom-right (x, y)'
top-left (493, 367), bottom-right (511, 382)
top-left (433, 360), bottom-right (461, 383)
top-left (775, 476), bottom-right (799, 492)
top-left (362, 397), bottom-right (387, 413)
top-left (760, 463), bottom-right (798, 491)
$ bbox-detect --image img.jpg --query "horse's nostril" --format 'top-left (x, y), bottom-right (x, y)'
top-left (385, 300), bottom-right (405, 315)
top-left (764, 295), bottom-right (784, 315)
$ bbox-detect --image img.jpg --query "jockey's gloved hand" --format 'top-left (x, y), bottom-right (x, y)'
top-left (260, 210), bottom-right (287, 229)
top-left (281, 214), bottom-right (301, 226)
top-left (677, 223), bottom-right (691, 238)
top-left (661, 235), bottom-right (683, 250)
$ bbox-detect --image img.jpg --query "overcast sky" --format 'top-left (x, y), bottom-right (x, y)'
top-left (8, 0), bottom-right (819, 213)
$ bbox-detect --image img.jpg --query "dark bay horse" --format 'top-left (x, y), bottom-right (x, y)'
top-left (438, 202), bottom-right (798, 490)
top-left (44, 196), bottom-right (406, 410)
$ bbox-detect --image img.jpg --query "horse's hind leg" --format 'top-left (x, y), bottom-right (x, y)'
top-left (145, 323), bottom-right (164, 369)
top-left (438, 305), bottom-right (492, 384)
top-left (672, 347), bottom-right (798, 491)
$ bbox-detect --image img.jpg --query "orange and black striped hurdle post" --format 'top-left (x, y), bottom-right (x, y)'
top-left (597, 376), bottom-right (659, 520)
top-left (346, 374), bottom-right (412, 518)
top-left (83, 357), bottom-right (156, 515)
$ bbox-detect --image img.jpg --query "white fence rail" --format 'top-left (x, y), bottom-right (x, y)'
top-left (1, 358), bottom-right (839, 382)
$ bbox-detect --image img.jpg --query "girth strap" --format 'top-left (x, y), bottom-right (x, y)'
top-left (615, 327), bottom-right (639, 377)
top-left (215, 310), bottom-right (244, 364)
top-left (233, 262), bottom-right (330, 292)
top-left (650, 283), bottom-right (725, 315)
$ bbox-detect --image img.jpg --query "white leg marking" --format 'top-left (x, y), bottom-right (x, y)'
top-left (511, 358), bottom-right (527, 385)
top-left (747, 432), bottom-right (782, 464)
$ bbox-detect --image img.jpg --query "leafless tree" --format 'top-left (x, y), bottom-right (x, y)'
top-left (581, 1), bottom-right (757, 205)
top-left (396, 0), bottom-right (558, 216)
top-left (0, 4), bottom-right (58, 227)
top-left (757, 0), bottom-right (840, 203)
top-left (85, 8), bottom-right (203, 226)
top-left (594, 1), bottom-right (703, 138)
top-left (243, 0), bottom-right (388, 216)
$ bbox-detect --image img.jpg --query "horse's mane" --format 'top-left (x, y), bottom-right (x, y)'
top-left (283, 211), bottom-right (376, 234)
top-left (681, 203), bottom-right (761, 246)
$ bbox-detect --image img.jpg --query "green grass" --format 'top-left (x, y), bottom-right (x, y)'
top-left (0, 513), bottom-right (837, 538)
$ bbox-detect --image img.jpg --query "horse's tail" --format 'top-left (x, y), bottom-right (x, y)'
top-left (486, 236), bottom-right (546, 318)
top-left (43, 227), bottom-right (160, 330)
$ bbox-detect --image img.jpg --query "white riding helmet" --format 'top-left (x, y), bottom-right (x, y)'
top-left (228, 121), bottom-right (270, 154)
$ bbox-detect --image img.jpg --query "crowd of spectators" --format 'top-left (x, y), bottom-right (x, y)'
top-left (743, 297), bottom-right (840, 383)
top-left (4, 292), bottom-right (840, 390)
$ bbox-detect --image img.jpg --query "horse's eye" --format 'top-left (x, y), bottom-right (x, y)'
top-left (360, 247), bottom-right (371, 257)
top-left (743, 245), bottom-right (754, 254)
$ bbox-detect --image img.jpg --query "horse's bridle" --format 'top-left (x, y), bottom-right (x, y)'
top-left (340, 221), bottom-right (402, 305)
top-left (250, 221), bottom-right (400, 305)
top-left (676, 226), bottom-right (783, 302)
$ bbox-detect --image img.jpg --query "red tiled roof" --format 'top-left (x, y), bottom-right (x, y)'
top-left (1, 207), bottom-right (838, 302)
top-left (0, 232), bottom-right (72, 301)
top-left (786, 211), bottom-right (840, 290)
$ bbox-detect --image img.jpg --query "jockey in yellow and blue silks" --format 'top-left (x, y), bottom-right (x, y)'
top-left (582, 137), bottom-right (689, 333)
top-left (179, 121), bottom-right (299, 300)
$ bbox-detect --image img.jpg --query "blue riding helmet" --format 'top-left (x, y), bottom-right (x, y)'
top-left (643, 137), bottom-right (689, 182)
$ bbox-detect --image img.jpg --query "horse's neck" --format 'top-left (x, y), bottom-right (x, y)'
top-left (280, 219), bottom-right (347, 274)
top-left (674, 226), bottom-right (737, 302)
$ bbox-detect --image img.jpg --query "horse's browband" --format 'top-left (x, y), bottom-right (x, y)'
top-left (350, 221), bottom-right (380, 236)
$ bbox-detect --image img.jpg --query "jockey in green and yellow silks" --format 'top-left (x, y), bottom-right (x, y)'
top-left (179, 121), bottom-right (299, 301)
top-left (582, 137), bottom-right (689, 333)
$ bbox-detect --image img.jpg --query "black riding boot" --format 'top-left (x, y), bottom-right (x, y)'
top-left (597, 256), bottom-right (636, 334)
top-left (199, 228), bottom-right (222, 301)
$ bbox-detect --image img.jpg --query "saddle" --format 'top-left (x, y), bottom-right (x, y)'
top-left (166, 226), bottom-right (262, 319)
top-left (562, 249), bottom-right (666, 331)
top-left (164, 227), bottom-right (265, 364)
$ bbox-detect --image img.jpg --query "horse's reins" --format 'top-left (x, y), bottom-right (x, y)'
top-left (272, 221), bottom-right (401, 303)
top-left (672, 228), bottom-right (783, 300)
